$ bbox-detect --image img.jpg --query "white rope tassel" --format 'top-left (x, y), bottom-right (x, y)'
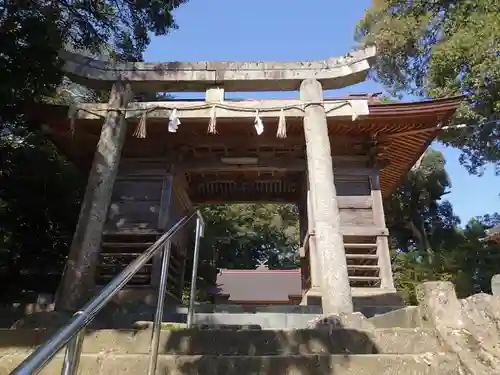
top-left (254, 110), bottom-right (264, 135)
top-left (208, 105), bottom-right (217, 134)
top-left (348, 99), bottom-right (369, 121)
top-left (133, 111), bottom-right (148, 138)
top-left (168, 108), bottom-right (181, 133)
top-left (276, 109), bottom-right (287, 139)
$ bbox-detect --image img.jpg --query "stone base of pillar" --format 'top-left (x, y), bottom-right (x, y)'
top-left (300, 287), bottom-right (402, 310)
top-left (300, 287), bottom-right (322, 306)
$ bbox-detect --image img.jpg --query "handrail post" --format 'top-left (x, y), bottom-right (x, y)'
top-left (147, 241), bottom-right (172, 375)
top-left (8, 212), bottom-right (203, 375)
top-left (186, 213), bottom-right (204, 328)
top-left (60, 312), bottom-right (85, 375)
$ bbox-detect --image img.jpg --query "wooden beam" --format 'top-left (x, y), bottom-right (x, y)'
top-left (189, 195), bottom-right (301, 204)
top-left (177, 157), bottom-right (306, 172)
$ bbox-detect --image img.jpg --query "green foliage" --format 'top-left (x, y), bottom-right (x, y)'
top-left (178, 204), bottom-right (300, 302)
top-left (392, 214), bottom-right (500, 304)
top-left (200, 204), bottom-right (300, 270)
top-left (0, 0), bottom-right (187, 300)
top-left (0, 131), bottom-right (85, 299)
top-left (387, 147), bottom-right (500, 304)
top-left (357, 0), bottom-right (500, 174)
top-left (1, 0), bottom-right (186, 126)
top-left (385, 149), bottom-right (457, 256)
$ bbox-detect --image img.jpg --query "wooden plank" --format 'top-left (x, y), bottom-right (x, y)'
top-left (177, 157), bottom-right (305, 172)
top-left (347, 265), bottom-right (379, 270)
top-left (336, 178), bottom-right (371, 196)
top-left (97, 264), bottom-right (152, 269)
top-left (105, 200), bottom-right (161, 232)
top-left (101, 242), bottom-right (154, 248)
top-left (99, 252), bottom-right (143, 256)
top-left (341, 226), bottom-right (388, 236)
top-left (349, 276), bottom-right (380, 281)
top-left (112, 180), bottom-right (163, 201)
top-left (346, 254), bottom-right (378, 259)
top-left (339, 209), bottom-right (374, 226)
top-left (103, 230), bottom-right (161, 236)
top-left (344, 243), bottom-right (377, 248)
top-left (337, 196), bottom-right (373, 209)
top-left (98, 274), bottom-right (150, 281)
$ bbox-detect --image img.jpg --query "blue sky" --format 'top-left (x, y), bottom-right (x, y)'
top-left (143, 0), bottom-right (499, 224)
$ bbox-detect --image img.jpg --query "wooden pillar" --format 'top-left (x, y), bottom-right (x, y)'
top-left (55, 81), bottom-right (132, 312)
top-left (370, 171), bottom-right (395, 290)
top-left (300, 79), bottom-right (353, 314)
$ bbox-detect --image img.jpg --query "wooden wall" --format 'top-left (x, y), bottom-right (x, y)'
top-left (99, 159), bottom-right (194, 299)
top-left (301, 156), bottom-right (392, 292)
top-left (104, 159), bottom-right (193, 233)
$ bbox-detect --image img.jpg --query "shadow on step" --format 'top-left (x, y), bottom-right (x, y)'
top-left (160, 323), bottom-right (379, 375)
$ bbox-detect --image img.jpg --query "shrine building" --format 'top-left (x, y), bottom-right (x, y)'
top-left (27, 47), bottom-right (462, 314)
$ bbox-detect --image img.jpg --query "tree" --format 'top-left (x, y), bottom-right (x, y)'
top-left (200, 204), bottom-right (300, 271)
top-left (385, 149), bottom-right (458, 258)
top-left (357, 0), bottom-right (500, 174)
top-left (385, 148), bottom-right (500, 303)
top-left (0, 132), bottom-right (84, 300)
top-left (1, 0), bottom-right (187, 126)
top-left (0, 0), bottom-right (188, 301)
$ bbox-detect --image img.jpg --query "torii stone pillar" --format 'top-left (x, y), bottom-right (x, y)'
top-left (300, 79), bottom-right (353, 314)
top-left (56, 81), bottom-right (132, 312)
top-left (306, 180), bottom-right (321, 291)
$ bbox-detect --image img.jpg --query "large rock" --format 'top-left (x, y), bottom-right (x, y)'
top-left (491, 274), bottom-right (500, 296)
top-left (417, 281), bottom-right (500, 375)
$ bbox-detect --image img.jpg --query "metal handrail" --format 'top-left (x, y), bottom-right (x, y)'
top-left (10, 210), bottom-right (205, 375)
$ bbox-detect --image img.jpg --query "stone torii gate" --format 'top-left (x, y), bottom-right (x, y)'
top-left (54, 47), bottom-right (381, 315)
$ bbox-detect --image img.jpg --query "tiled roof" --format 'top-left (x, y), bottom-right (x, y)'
top-left (215, 269), bottom-right (302, 302)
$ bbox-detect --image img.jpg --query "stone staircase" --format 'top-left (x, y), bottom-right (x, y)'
top-left (0, 324), bottom-right (460, 375)
top-left (5, 279), bottom-right (500, 374)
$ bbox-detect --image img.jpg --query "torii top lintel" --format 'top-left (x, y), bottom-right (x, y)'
top-left (60, 47), bottom-right (376, 92)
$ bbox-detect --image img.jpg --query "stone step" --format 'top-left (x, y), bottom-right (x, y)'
top-left (101, 242), bottom-right (154, 248)
top-left (0, 328), bottom-right (443, 355)
top-left (189, 312), bottom-right (320, 329)
top-left (0, 353), bottom-right (462, 375)
top-left (168, 304), bottom-right (323, 314)
top-left (92, 310), bottom-right (397, 330)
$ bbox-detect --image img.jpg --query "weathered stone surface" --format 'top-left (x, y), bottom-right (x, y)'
top-left (417, 281), bottom-right (500, 375)
top-left (491, 274), bottom-right (500, 296)
top-left (0, 353), bottom-right (462, 375)
top-left (308, 313), bottom-right (374, 331)
top-left (59, 47), bottom-right (376, 92)
top-left (0, 327), bottom-right (443, 356)
top-left (301, 79), bottom-right (352, 315)
top-left (368, 306), bottom-right (429, 329)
